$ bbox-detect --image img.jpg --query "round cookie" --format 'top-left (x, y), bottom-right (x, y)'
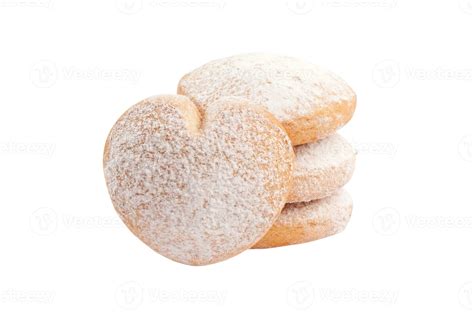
top-left (253, 190), bottom-right (352, 249)
top-left (288, 133), bottom-right (356, 203)
top-left (177, 53), bottom-right (356, 145)
top-left (103, 95), bottom-right (294, 265)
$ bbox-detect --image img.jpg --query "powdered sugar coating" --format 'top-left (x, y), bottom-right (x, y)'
top-left (253, 190), bottom-right (352, 249)
top-left (288, 134), bottom-right (356, 203)
top-left (178, 53), bottom-right (356, 145)
top-left (103, 95), bottom-right (294, 265)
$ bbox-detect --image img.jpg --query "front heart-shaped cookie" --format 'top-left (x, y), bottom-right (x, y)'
top-left (103, 95), bottom-right (294, 265)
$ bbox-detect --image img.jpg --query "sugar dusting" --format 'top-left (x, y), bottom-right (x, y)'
top-left (103, 95), bottom-right (294, 265)
top-left (294, 133), bottom-right (355, 171)
top-left (252, 189), bottom-right (353, 248)
top-left (178, 53), bottom-right (355, 122)
top-left (288, 134), bottom-right (356, 202)
top-left (279, 190), bottom-right (352, 229)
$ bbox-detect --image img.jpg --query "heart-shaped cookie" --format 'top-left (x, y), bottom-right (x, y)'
top-left (103, 95), bottom-right (294, 265)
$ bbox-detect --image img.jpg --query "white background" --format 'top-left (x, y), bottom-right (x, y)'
top-left (0, 0), bottom-right (472, 315)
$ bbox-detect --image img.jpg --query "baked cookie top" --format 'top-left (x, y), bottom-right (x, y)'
top-left (178, 53), bottom-right (356, 145)
top-left (103, 95), bottom-right (294, 265)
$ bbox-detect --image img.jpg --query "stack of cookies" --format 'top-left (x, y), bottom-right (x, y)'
top-left (103, 54), bottom-right (356, 265)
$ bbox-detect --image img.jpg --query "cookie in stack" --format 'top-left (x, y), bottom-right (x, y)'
top-left (104, 95), bottom-right (295, 265)
top-left (177, 53), bottom-right (357, 249)
top-left (103, 53), bottom-right (357, 265)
